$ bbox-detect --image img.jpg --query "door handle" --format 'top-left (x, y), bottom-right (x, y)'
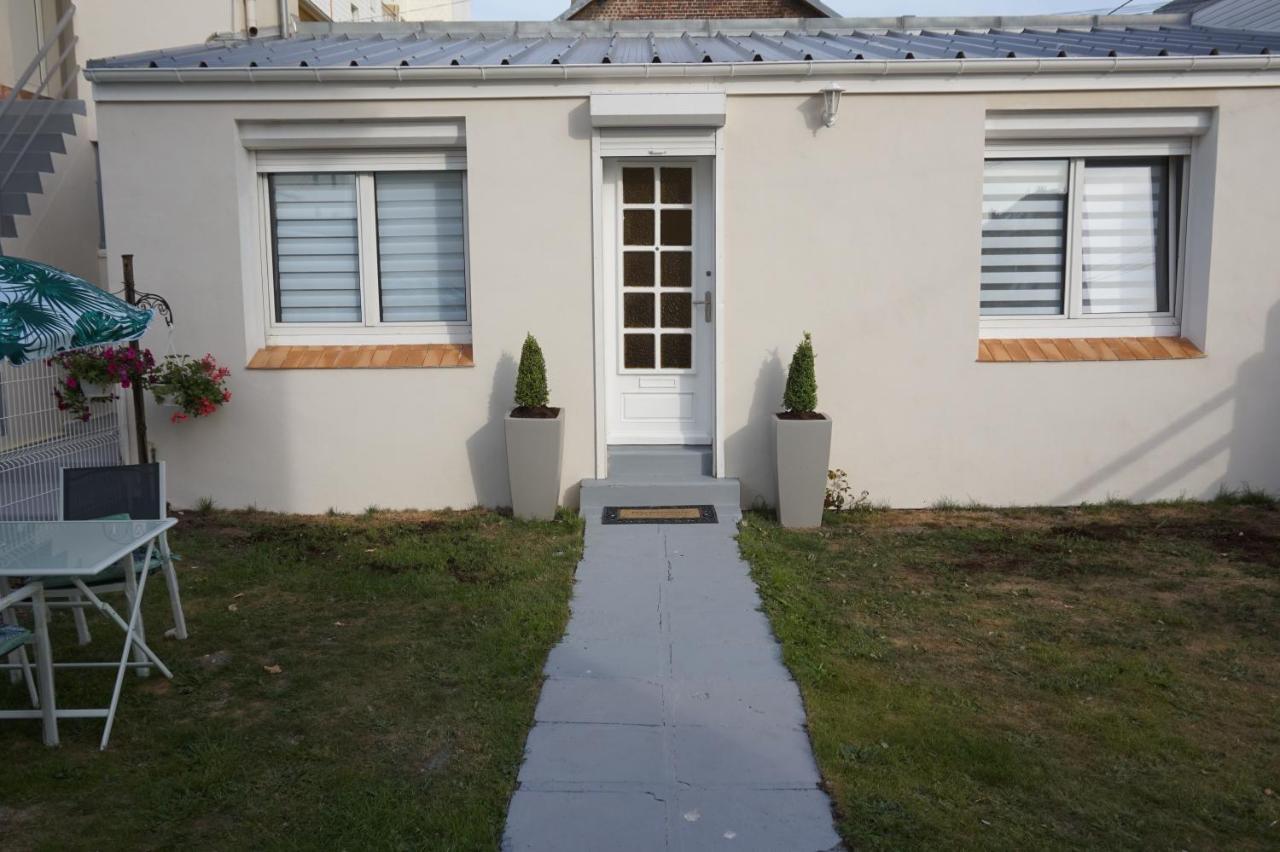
top-left (692, 290), bottom-right (713, 323)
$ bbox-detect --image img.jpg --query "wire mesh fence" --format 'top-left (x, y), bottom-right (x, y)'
top-left (0, 359), bottom-right (125, 520)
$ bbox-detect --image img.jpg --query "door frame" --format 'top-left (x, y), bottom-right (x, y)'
top-left (602, 157), bottom-right (714, 448)
top-left (590, 126), bottom-right (726, 478)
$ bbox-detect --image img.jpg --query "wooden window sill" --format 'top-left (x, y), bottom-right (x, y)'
top-left (978, 337), bottom-right (1203, 363)
top-left (247, 344), bottom-right (474, 370)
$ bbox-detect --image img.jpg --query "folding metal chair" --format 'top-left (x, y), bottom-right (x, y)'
top-left (42, 463), bottom-right (189, 651)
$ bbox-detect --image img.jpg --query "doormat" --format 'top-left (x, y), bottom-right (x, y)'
top-left (602, 505), bottom-right (718, 525)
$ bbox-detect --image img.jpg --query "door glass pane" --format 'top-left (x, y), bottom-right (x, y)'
top-left (980, 159), bottom-right (1067, 316)
top-left (661, 167), bottom-right (692, 204)
top-left (270, 172), bottom-right (361, 323)
top-left (624, 210), bottom-right (654, 246)
top-left (660, 210), bottom-right (692, 247)
top-left (624, 293), bottom-right (655, 328)
top-left (375, 171), bottom-right (467, 323)
top-left (625, 334), bottom-right (655, 369)
top-left (661, 334), bottom-right (692, 369)
top-left (624, 252), bottom-right (654, 287)
top-left (661, 292), bottom-right (692, 328)
top-left (1081, 159), bottom-right (1170, 314)
top-left (661, 252), bottom-right (692, 288)
top-left (623, 167), bottom-right (654, 204)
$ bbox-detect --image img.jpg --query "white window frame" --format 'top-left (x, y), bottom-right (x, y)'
top-left (982, 135), bottom-right (1195, 340)
top-left (254, 149), bottom-right (471, 346)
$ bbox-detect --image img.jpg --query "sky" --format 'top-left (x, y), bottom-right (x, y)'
top-left (465, 0), bottom-right (1163, 19)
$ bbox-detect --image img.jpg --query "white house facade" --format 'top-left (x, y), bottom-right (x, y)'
top-left (84, 15), bottom-right (1280, 512)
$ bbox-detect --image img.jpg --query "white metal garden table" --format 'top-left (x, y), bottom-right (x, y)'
top-left (0, 518), bottom-right (177, 748)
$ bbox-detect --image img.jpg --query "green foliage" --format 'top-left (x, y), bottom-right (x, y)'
top-left (514, 333), bottom-right (550, 408)
top-left (782, 332), bottom-right (818, 414)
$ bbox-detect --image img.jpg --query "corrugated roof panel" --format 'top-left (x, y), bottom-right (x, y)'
top-left (1194, 0), bottom-right (1280, 33)
top-left (85, 22), bottom-right (1280, 69)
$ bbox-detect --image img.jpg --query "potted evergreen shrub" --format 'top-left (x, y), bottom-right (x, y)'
top-left (775, 332), bottom-right (831, 528)
top-left (505, 334), bottom-right (563, 520)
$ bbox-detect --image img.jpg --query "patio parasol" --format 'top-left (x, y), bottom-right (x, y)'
top-left (0, 256), bottom-right (154, 365)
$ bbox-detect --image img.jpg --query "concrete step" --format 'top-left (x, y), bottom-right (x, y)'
top-left (0, 112), bottom-right (77, 135)
top-left (0, 150), bottom-right (54, 174)
top-left (580, 477), bottom-right (741, 513)
top-left (607, 444), bottom-right (712, 481)
top-left (0, 193), bottom-right (30, 216)
top-left (2, 133), bottom-right (66, 155)
top-left (1, 171), bottom-right (44, 193)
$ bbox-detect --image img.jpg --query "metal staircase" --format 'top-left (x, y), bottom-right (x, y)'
top-left (0, 2), bottom-right (85, 244)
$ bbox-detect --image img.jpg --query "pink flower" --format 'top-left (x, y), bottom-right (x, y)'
top-left (170, 412), bottom-right (188, 424)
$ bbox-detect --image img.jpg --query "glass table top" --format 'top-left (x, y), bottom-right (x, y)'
top-left (0, 519), bottom-right (177, 577)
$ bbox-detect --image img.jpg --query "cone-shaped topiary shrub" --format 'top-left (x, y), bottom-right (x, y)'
top-left (513, 333), bottom-right (551, 412)
top-left (782, 332), bottom-right (818, 416)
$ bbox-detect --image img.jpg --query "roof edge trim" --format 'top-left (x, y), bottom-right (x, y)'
top-left (84, 52), bottom-right (1280, 84)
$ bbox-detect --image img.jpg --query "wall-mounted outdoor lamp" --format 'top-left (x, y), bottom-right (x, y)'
top-left (820, 83), bottom-right (845, 128)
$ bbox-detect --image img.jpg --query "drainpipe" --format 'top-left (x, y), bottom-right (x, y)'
top-left (245, 0), bottom-right (258, 37)
top-left (279, 0), bottom-right (290, 36)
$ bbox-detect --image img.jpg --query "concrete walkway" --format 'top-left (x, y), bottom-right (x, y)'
top-left (503, 506), bottom-right (842, 852)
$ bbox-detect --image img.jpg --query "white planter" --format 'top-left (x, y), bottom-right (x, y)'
top-left (505, 409), bottom-right (564, 521)
top-left (80, 381), bottom-right (114, 399)
top-left (775, 414), bottom-right (833, 529)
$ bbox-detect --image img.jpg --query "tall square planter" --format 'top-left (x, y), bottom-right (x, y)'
top-left (505, 409), bottom-right (564, 521)
top-left (775, 414), bottom-right (832, 529)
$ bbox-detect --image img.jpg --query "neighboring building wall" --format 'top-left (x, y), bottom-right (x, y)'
top-left (306, 0), bottom-right (471, 22)
top-left (94, 84), bottom-right (1280, 512)
top-left (569, 0), bottom-right (826, 18)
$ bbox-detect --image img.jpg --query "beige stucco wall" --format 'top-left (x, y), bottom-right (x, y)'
top-left (724, 87), bottom-right (1280, 507)
top-left (94, 83), bottom-right (1280, 512)
top-left (97, 97), bottom-right (596, 513)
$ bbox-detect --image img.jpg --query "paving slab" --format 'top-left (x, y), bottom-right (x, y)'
top-left (505, 790), bottom-right (668, 852)
top-left (503, 508), bottom-right (841, 851)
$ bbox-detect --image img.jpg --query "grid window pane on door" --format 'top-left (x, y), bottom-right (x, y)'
top-left (1081, 159), bottom-right (1170, 315)
top-left (375, 171), bottom-right (467, 323)
top-left (620, 165), bottom-right (695, 372)
top-left (270, 173), bottom-right (361, 322)
top-left (980, 160), bottom-right (1068, 316)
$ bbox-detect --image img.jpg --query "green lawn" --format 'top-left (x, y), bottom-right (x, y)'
top-left (2, 508), bottom-right (583, 851)
top-left (740, 498), bottom-right (1280, 851)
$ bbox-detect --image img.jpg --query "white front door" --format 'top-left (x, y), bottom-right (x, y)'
top-left (603, 158), bottom-right (715, 445)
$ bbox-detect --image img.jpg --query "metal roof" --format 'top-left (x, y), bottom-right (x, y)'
top-left (1193, 0), bottom-right (1280, 33)
top-left (86, 16), bottom-right (1280, 70)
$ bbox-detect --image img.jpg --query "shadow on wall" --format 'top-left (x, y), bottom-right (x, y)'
top-left (466, 351), bottom-right (516, 508)
top-left (725, 349), bottom-right (785, 509)
top-left (1054, 300), bottom-right (1280, 503)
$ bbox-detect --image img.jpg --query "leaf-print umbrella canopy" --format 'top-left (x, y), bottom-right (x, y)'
top-left (0, 257), bottom-right (155, 365)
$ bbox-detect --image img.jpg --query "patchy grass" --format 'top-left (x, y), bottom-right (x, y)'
top-left (739, 502), bottom-right (1280, 851)
top-left (2, 508), bottom-right (583, 851)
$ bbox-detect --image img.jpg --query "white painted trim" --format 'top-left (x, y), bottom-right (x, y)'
top-left (255, 149), bottom-right (466, 171)
top-left (986, 139), bottom-right (1192, 158)
top-left (985, 108), bottom-right (1212, 140)
top-left (251, 154), bottom-right (473, 348)
top-left (86, 61), bottom-right (1280, 104)
top-left (979, 149), bottom-right (1190, 340)
top-left (239, 118), bottom-right (466, 149)
top-left (590, 128), bottom-right (607, 479)
top-left (597, 127), bottom-right (718, 157)
top-left (713, 126), bottom-right (725, 479)
top-left (590, 92), bottom-right (726, 128)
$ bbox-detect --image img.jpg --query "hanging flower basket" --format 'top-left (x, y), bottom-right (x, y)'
top-left (48, 346), bottom-right (155, 422)
top-left (149, 354), bottom-right (231, 424)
